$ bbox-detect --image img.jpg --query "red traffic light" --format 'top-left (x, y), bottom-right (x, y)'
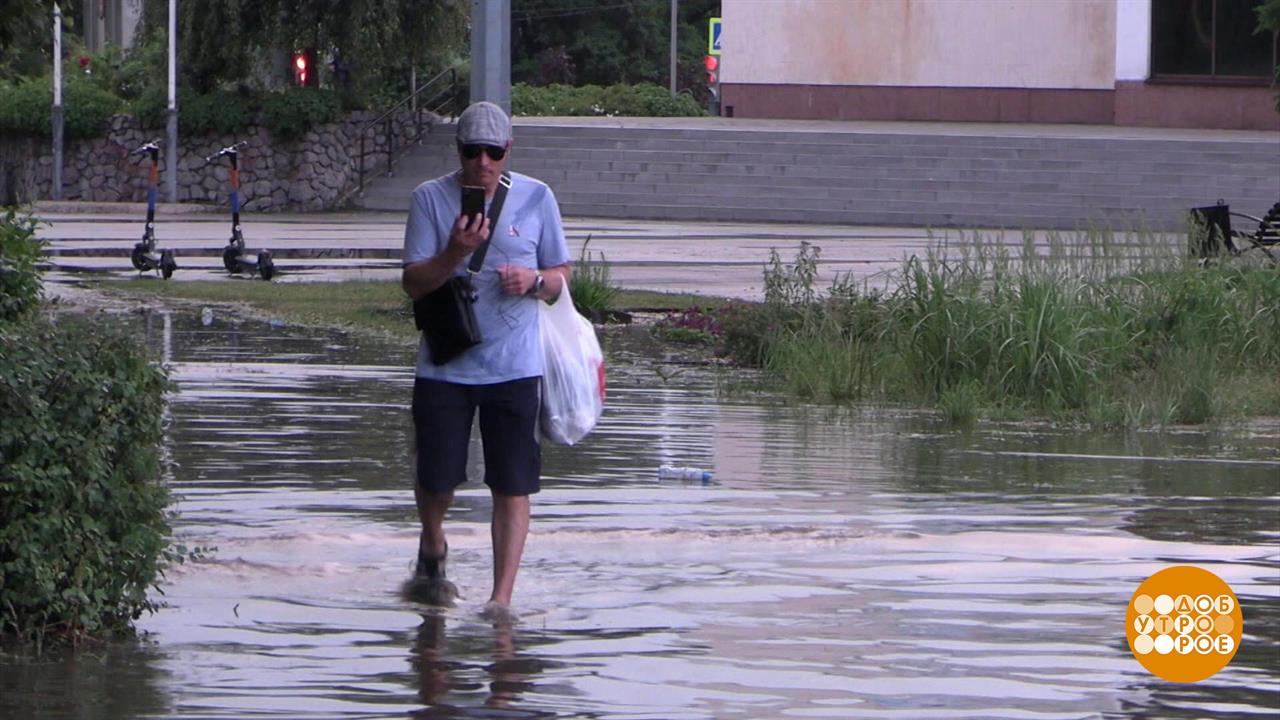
top-left (703, 55), bottom-right (718, 72)
top-left (292, 50), bottom-right (315, 87)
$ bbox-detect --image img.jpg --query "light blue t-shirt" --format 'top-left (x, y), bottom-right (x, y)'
top-left (403, 170), bottom-right (571, 384)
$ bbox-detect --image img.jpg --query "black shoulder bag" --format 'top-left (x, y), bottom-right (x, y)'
top-left (413, 172), bottom-right (512, 365)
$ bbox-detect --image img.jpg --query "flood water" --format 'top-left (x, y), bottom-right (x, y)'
top-left (2, 309), bottom-right (1278, 719)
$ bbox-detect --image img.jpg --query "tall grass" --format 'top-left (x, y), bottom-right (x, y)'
top-left (723, 229), bottom-right (1280, 427)
top-left (766, 313), bottom-right (879, 402)
top-left (570, 234), bottom-right (619, 320)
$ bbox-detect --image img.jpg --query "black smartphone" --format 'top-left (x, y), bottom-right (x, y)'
top-left (461, 185), bottom-right (486, 223)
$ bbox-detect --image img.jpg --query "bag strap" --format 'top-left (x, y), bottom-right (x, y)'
top-left (466, 171), bottom-right (513, 275)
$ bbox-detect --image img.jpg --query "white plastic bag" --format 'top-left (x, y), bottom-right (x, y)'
top-left (538, 284), bottom-right (605, 445)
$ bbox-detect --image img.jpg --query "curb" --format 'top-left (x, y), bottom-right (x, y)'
top-left (33, 200), bottom-right (222, 215)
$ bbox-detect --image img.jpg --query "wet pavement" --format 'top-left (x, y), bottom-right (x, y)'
top-left (32, 203), bottom-right (1180, 300)
top-left (2, 312), bottom-right (1277, 719)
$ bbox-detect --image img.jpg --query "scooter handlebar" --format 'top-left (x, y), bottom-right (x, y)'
top-left (130, 139), bottom-right (161, 155)
top-left (204, 140), bottom-right (249, 163)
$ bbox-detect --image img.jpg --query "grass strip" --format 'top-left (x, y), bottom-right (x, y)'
top-left (89, 280), bottom-right (419, 341)
top-left (88, 280), bottom-right (733, 338)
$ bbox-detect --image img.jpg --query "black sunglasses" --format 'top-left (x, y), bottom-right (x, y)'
top-left (459, 143), bottom-right (507, 161)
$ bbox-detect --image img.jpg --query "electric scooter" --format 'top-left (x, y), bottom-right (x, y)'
top-left (130, 140), bottom-right (178, 278)
top-left (205, 141), bottom-right (276, 280)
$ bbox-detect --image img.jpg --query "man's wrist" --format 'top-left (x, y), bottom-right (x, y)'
top-left (442, 244), bottom-right (470, 266)
top-left (527, 273), bottom-right (545, 298)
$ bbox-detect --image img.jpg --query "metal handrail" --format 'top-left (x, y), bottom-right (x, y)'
top-left (357, 66), bottom-right (462, 194)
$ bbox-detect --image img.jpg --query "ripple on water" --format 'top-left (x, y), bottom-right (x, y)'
top-left (2, 312), bottom-right (1275, 720)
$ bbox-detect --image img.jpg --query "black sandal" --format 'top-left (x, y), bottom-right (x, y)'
top-left (415, 548), bottom-right (447, 579)
top-left (404, 545), bottom-right (459, 607)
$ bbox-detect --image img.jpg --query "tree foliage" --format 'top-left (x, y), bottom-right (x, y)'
top-left (0, 0), bottom-right (723, 111)
top-left (1258, 0), bottom-right (1280, 110)
top-left (511, 0), bottom-right (719, 98)
top-left (1258, 0), bottom-right (1280, 32)
top-left (133, 0), bottom-right (467, 102)
top-left (0, 1), bottom-right (86, 81)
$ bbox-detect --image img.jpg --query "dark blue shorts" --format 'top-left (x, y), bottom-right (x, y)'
top-left (411, 376), bottom-right (541, 496)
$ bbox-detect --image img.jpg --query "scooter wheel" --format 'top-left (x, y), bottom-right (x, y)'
top-left (222, 246), bottom-right (240, 273)
top-left (160, 250), bottom-right (177, 279)
top-left (131, 244), bottom-right (148, 271)
top-left (257, 251), bottom-right (275, 281)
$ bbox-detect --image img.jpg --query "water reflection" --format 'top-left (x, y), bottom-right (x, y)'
top-left (0, 307), bottom-right (1275, 719)
top-left (409, 612), bottom-right (556, 718)
top-left (0, 642), bottom-right (172, 719)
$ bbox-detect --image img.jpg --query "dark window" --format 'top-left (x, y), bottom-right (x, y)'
top-left (1151, 0), bottom-right (1278, 81)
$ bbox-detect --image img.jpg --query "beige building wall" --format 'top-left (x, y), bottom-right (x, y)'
top-left (82, 0), bottom-right (144, 52)
top-left (722, 0), bottom-right (1115, 90)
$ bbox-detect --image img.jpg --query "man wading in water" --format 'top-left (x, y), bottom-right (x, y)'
top-left (399, 101), bottom-right (571, 620)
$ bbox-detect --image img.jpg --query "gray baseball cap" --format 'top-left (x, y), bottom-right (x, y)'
top-left (456, 101), bottom-right (512, 146)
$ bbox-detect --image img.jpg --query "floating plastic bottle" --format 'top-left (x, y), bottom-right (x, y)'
top-left (200, 307), bottom-right (214, 326)
top-left (658, 465), bottom-right (712, 482)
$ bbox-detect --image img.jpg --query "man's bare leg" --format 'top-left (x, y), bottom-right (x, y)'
top-left (489, 493), bottom-right (530, 607)
top-left (406, 485), bottom-right (459, 606)
top-left (415, 485), bottom-right (453, 560)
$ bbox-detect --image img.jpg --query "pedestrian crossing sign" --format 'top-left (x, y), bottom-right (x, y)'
top-left (709, 17), bottom-right (722, 56)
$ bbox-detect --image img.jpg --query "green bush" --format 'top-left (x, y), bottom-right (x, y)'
top-left (130, 85), bottom-right (199, 131)
top-left (0, 75), bottom-right (121, 139)
top-left (512, 82), bottom-right (705, 117)
top-left (108, 32), bottom-right (167, 103)
top-left (261, 87), bottom-right (342, 140)
top-left (599, 83), bottom-right (705, 116)
top-left (135, 86), bottom-right (338, 138)
top-left (78, 43), bottom-right (130, 99)
top-left (129, 85), bottom-right (168, 130)
top-left (512, 83), bottom-right (593, 115)
top-left (71, 77), bottom-right (125, 138)
top-left (183, 89), bottom-right (254, 135)
top-left (0, 207), bottom-right (44, 324)
top-left (132, 86), bottom-right (253, 134)
top-left (0, 316), bottom-right (174, 647)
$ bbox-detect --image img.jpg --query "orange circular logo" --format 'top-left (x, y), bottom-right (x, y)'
top-left (1126, 565), bottom-right (1242, 682)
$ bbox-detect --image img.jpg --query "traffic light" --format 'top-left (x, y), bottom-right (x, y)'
top-left (704, 54), bottom-right (719, 97)
top-left (292, 50), bottom-right (316, 87)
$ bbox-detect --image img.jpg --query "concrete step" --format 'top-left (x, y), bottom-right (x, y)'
top-left (360, 188), bottom-right (1258, 226)
top-left (510, 136), bottom-right (1278, 161)
top-left (375, 163), bottom-right (1275, 204)
top-left (414, 124), bottom-right (1280, 169)
top-left (507, 126), bottom-right (1277, 153)
top-left (354, 120), bottom-right (1280, 229)
top-left (510, 166), bottom-right (1276, 192)
top-left (549, 203), bottom-right (1176, 231)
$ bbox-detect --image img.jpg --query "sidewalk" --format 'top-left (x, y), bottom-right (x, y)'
top-left (512, 114), bottom-right (1280, 141)
top-left (31, 201), bottom-right (1158, 300)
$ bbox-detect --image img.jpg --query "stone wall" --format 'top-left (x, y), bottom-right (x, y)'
top-left (0, 135), bottom-right (42, 207)
top-left (0, 109), bottom-right (431, 211)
